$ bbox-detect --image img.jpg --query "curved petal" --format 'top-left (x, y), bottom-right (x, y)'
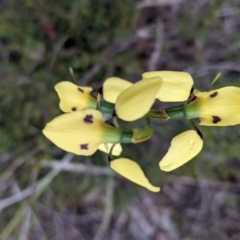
top-left (103, 77), bottom-right (132, 103)
top-left (55, 81), bottom-right (96, 112)
top-left (98, 143), bottom-right (122, 156)
top-left (42, 110), bottom-right (119, 156)
top-left (110, 158), bottom-right (160, 192)
top-left (115, 77), bottom-right (161, 121)
top-left (159, 130), bottom-right (203, 172)
top-left (142, 71), bottom-right (193, 102)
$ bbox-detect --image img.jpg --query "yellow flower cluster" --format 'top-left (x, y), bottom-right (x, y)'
top-left (43, 71), bottom-right (240, 192)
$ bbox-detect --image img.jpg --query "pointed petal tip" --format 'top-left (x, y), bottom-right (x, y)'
top-left (148, 186), bottom-right (161, 192)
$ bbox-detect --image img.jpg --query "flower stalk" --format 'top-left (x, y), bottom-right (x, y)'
top-left (164, 104), bottom-right (187, 119)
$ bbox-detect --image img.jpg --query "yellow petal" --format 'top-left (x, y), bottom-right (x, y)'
top-left (142, 71), bottom-right (193, 102)
top-left (42, 110), bottom-right (121, 156)
top-left (159, 130), bottom-right (203, 172)
top-left (110, 158), bottom-right (160, 192)
top-left (103, 77), bottom-right (132, 103)
top-left (98, 143), bottom-right (122, 156)
top-left (55, 81), bottom-right (96, 112)
top-left (187, 87), bottom-right (240, 126)
top-left (193, 89), bottom-right (209, 98)
top-left (115, 77), bottom-right (161, 121)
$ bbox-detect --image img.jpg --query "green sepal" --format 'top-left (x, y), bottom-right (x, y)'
top-left (146, 109), bottom-right (169, 120)
top-left (132, 119), bottom-right (153, 143)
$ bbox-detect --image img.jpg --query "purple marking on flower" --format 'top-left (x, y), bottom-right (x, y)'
top-left (210, 92), bottom-right (218, 98)
top-left (83, 114), bottom-right (93, 124)
top-left (190, 96), bottom-right (197, 103)
top-left (212, 116), bottom-right (221, 124)
top-left (80, 144), bottom-right (88, 150)
top-left (78, 87), bottom-right (84, 93)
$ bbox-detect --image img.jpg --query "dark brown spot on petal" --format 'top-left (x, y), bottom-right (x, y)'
top-left (190, 87), bottom-right (194, 95)
top-left (210, 92), bottom-right (218, 98)
top-left (98, 87), bottom-right (103, 95)
top-left (186, 87), bottom-right (194, 103)
top-left (196, 129), bottom-right (203, 139)
top-left (191, 96), bottom-right (197, 102)
top-left (212, 116), bottom-right (221, 124)
top-left (72, 107), bottom-right (77, 111)
top-left (113, 109), bottom-right (117, 118)
top-left (188, 96), bottom-right (197, 104)
top-left (80, 144), bottom-right (88, 150)
top-left (78, 87), bottom-right (84, 93)
top-left (83, 114), bottom-right (93, 123)
top-left (105, 120), bottom-right (115, 127)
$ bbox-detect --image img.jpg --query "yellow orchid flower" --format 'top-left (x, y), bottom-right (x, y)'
top-left (102, 77), bottom-right (132, 103)
top-left (159, 130), bottom-right (203, 172)
top-left (42, 109), bottom-right (132, 156)
top-left (115, 77), bottom-right (162, 121)
top-left (55, 81), bottom-right (97, 112)
top-left (186, 87), bottom-right (240, 126)
top-left (110, 158), bottom-right (160, 192)
top-left (142, 71), bottom-right (193, 102)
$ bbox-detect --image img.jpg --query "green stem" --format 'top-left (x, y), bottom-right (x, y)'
top-left (120, 130), bottom-right (134, 143)
top-left (99, 100), bottom-right (188, 121)
top-left (99, 101), bottom-right (115, 114)
top-left (164, 104), bottom-right (187, 119)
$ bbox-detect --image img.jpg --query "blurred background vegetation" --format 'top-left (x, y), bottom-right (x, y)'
top-left (1, 0), bottom-right (240, 239)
